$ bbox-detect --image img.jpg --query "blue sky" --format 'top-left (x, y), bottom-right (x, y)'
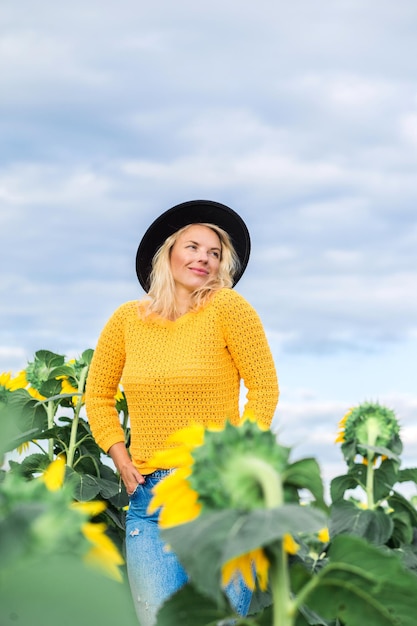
top-left (1, 0), bottom-right (417, 485)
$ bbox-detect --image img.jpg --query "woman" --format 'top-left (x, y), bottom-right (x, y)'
top-left (85, 199), bottom-right (279, 625)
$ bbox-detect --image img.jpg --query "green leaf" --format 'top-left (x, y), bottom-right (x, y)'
top-left (305, 535), bottom-right (417, 626)
top-left (162, 505), bottom-right (327, 605)
top-left (155, 583), bottom-right (232, 626)
top-left (0, 503), bottom-right (47, 566)
top-left (358, 443), bottom-right (401, 462)
top-left (387, 491), bottom-right (417, 527)
top-left (0, 554), bottom-right (138, 626)
top-left (389, 510), bottom-right (414, 547)
top-left (221, 505), bottom-right (327, 562)
top-left (38, 378), bottom-right (65, 398)
top-left (162, 510), bottom-right (240, 604)
top-left (9, 453), bottom-right (50, 479)
top-left (47, 364), bottom-right (75, 378)
top-left (329, 500), bottom-right (393, 545)
top-left (81, 348), bottom-right (94, 365)
top-left (34, 349), bottom-right (66, 367)
top-left (104, 504), bottom-right (126, 531)
top-left (247, 582), bottom-right (272, 616)
top-left (330, 474), bottom-right (360, 502)
top-left (298, 602), bottom-right (333, 625)
top-left (373, 459), bottom-right (398, 502)
top-left (73, 474), bottom-right (120, 501)
top-left (394, 542), bottom-right (417, 573)
top-left (283, 458), bottom-right (327, 510)
top-left (2, 428), bottom-right (40, 454)
top-left (398, 467), bottom-right (417, 485)
top-left (6, 389), bottom-right (48, 433)
top-left (330, 463), bottom-right (368, 502)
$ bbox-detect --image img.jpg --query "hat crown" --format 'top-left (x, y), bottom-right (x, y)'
top-left (136, 200), bottom-right (251, 292)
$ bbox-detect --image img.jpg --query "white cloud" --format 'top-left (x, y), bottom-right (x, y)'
top-left (400, 112), bottom-right (417, 146)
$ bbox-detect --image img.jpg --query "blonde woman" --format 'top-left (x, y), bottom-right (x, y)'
top-left (85, 200), bottom-right (279, 626)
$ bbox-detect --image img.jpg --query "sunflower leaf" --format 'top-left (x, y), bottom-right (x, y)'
top-left (305, 535), bottom-right (417, 626)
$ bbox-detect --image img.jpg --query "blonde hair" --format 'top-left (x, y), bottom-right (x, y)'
top-left (142, 223), bottom-right (240, 320)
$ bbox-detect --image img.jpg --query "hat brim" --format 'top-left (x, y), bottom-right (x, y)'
top-left (136, 199), bottom-right (251, 292)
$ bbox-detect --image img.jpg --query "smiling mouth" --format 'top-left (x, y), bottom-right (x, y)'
top-left (190, 268), bottom-right (209, 275)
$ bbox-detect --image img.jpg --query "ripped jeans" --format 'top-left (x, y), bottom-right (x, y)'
top-left (125, 470), bottom-right (252, 626)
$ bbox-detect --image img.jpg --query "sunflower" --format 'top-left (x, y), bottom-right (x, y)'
top-left (336, 402), bottom-right (401, 466)
top-left (41, 457), bottom-right (124, 581)
top-left (148, 411), bottom-right (294, 593)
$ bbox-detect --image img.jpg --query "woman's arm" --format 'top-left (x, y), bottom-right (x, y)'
top-left (221, 290), bottom-right (279, 426)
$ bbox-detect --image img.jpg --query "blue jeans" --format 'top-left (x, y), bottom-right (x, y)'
top-left (125, 470), bottom-right (252, 626)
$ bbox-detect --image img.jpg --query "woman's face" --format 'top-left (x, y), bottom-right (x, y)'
top-left (170, 224), bottom-right (222, 295)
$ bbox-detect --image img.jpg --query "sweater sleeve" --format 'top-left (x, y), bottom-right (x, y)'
top-left (218, 290), bottom-right (279, 427)
top-left (85, 303), bottom-right (131, 453)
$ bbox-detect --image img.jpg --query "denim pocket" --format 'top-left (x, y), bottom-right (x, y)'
top-left (128, 482), bottom-right (142, 499)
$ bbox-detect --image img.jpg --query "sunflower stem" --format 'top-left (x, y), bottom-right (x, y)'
top-left (66, 366), bottom-right (88, 469)
top-left (366, 458), bottom-right (375, 509)
top-left (365, 422), bottom-right (377, 509)
top-left (46, 399), bottom-right (55, 461)
top-left (242, 456), bottom-right (283, 508)
top-left (242, 457), bottom-right (294, 626)
top-left (270, 544), bottom-right (295, 626)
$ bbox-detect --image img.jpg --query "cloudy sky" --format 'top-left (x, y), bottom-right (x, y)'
top-left (1, 0), bottom-right (417, 487)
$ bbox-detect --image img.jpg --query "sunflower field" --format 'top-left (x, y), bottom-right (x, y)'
top-left (2, 349), bottom-right (417, 626)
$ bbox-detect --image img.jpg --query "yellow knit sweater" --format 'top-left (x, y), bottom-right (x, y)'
top-left (85, 288), bottom-right (279, 473)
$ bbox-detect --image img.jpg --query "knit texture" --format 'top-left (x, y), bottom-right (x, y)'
top-left (85, 288), bottom-right (279, 473)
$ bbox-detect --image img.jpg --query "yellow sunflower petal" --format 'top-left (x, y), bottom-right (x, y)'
top-left (42, 455), bottom-right (66, 491)
top-left (148, 447), bottom-right (195, 470)
top-left (84, 546), bottom-right (123, 582)
top-left (222, 553), bottom-right (255, 590)
top-left (167, 423), bottom-right (205, 447)
top-left (335, 433), bottom-right (345, 443)
top-left (251, 548), bottom-right (269, 591)
top-left (221, 548), bottom-right (270, 592)
top-left (239, 408), bottom-right (269, 431)
top-left (283, 533), bottom-right (299, 555)
top-left (158, 487), bottom-right (202, 528)
top-left (17, 441), bottom-right (31, 455)
top-left (317, 527), bottom-right (330, 543)
top-left (71, 500), bottom-right (107, 517)
top-left (114, 386), bottom-right (124, 401)
top-left (27, 387), bottom-right (46, 401)
top-left (82, 522), bottom-right (124, 565)
top-left (9, 370), bottom-right (28, 391)
top-left (0, 372), bottom-right (12, 389)
top-left (148, 469), bottom-right (192, 512)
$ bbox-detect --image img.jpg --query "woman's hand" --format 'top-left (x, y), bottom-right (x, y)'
top-left (121, 461), bottom-right (145, 495)
top-left (108, 442), bottom-right (145, 495)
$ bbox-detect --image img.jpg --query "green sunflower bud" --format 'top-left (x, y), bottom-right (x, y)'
top-left (190, 420), bottom-right (290, 511)
top-left (341, 402), bottom-right (402, 465)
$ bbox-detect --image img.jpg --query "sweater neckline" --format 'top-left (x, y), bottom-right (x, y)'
top-left (137, 288), bottom-right (229, 327)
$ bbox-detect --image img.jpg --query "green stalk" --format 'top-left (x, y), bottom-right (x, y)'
top-left (366, 460), bottom-right (375, 510)
top-left (46, 399), bottom-right (56, 461)
top-left (243, 457), bottom-right (283, 509)
top-left (242, 457), bottom-right (295, 626)
top-left (269, 545), bottom-right (295, 626)
top-left (66, 366), bottom-right (89, 469)
top-left (365, 419), bottom-right (378, 510)
top-left (122, 409), bottom-right (129, 444)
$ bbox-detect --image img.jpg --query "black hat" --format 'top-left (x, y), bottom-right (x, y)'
top-left (136, 199), bottom-right (251, 292)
